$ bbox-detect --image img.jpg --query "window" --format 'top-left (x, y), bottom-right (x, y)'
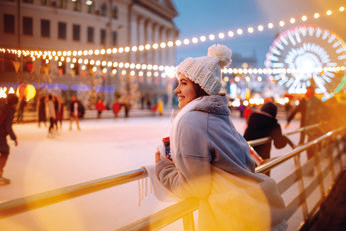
top-left (4, 14), bottom-right (15, 34)
top-left (100, 29), bottom-right (106, 45)
top-left (41, 19), bottom-right (50, 37)
top-left (57, 0), bottom-right (67, 9)
top-left (112, 7), bottom-right (118, 19)
top-left (58, 22), bottom-right (66, 39)
top-left (41, 0), bottom-right (50, 6)
top-left (23, 17), bottom-right (33, 35)
top-left (87, 0), bottom-right (94, 14)
top-left (112, 31), bottom-right (117, 46)
top-left (87, 27), bottom-right (94, 43)
top-left (73, 24), bottom-right (80, 41)
top-left (100, 3), bottom-right (107, 16)
top-left (73, 0), bottom-right (81, 11)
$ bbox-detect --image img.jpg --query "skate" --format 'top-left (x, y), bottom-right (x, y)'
top-left (0, 176), bottom-right (10, 185)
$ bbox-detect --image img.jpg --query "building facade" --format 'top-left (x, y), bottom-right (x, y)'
top-left (0, 0), bottom-right (179, 108)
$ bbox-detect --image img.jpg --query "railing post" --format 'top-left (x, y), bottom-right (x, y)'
top-left (294, 153), bottom-right (309, 220)
top-left (340, 132), bottom-right (346, 171)
top-left (314, 142), bottom-right (326, 198)
top-left (327, 136), bottom-right (336, 181)
top-left (182, 212), bottom-right (195, 231)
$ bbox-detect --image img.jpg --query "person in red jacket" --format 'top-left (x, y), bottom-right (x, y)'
top-left (244, 105), bottom-right (253, 122)
top-left (112, 99), bottom-right (121, 118)
top-left (95, 98), bottom-right (107, 118)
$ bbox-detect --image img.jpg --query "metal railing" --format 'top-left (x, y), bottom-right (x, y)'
top-left (118, 126), bottom-right (345, 230)
top-left (0, 168), bottom-right (147, 218)
top-left (247, 123), bottom-right (320, 147)
top-left (0, 124), bottom-right (344, 231)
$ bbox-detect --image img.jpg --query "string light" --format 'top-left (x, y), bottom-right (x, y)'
top-left (1, 6), bottom-right (343, 58)
top-left (218, 33), bottom-right (225, 39)
top-left (60, 62), bottom-right (344, 78)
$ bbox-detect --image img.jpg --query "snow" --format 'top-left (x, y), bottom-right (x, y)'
top-left (0, 115), bottom-right (310, 230)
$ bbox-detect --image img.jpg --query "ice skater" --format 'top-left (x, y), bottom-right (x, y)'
top-left (0, 94), bottom-right (19, 185)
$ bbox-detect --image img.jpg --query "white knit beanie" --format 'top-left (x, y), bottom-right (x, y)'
top-left (176, 44), bottom-right (232, 95)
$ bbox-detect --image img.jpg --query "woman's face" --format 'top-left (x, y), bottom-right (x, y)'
top-left (174, 74), bottom-right (197, 109)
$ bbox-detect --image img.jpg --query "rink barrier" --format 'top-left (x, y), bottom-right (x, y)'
top-left (0, 125), bottom-right (344, 230)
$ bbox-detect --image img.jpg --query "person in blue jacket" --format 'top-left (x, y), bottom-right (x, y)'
top-left (153, 44), bottom-right (287, 231)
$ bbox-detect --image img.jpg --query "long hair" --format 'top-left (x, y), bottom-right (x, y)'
top-left (192, 82), bottom-right (209, 98)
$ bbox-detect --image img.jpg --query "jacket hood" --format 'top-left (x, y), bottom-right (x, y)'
top-left (247, 112), bottom-right (277, 129)
top-left (192, 95), bottom-right (230, 115)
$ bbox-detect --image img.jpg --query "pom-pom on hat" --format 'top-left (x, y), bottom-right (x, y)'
top-left (176, 44), bottom-right (232, 95)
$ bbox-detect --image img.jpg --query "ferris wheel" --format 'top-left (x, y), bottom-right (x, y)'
top-left (265, 24), bottom-right (345, 97)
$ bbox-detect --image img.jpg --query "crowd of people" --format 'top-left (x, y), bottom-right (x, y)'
top-left (37, 94), bottom-right (68, 136)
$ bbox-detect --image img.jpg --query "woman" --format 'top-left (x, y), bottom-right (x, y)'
top-left (152, 44), bottom-right (287, 230)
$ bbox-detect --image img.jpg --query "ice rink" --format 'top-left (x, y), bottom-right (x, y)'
top-left (0, 115), bottom-right (304, 230)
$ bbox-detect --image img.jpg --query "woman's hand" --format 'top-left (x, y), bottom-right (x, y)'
top-left (155, 150), bottom-right (161, 163)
